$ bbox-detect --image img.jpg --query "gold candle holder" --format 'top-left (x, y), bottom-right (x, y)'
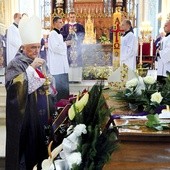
top-left (43, 76), bottom-right (51, 95)
top-left (137, 64), bottom-right (148, 77)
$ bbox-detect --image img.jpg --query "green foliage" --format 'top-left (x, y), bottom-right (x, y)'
top-left (99, 35), bottom-right (110, 44)
top-left (160, 71), bottom-right (170, 105)
top-left (145, 114), bottom-right (170, 131)
top-left (114, 74), bottom-right (170, 131)
top-left (114, 76), bottom-right (163, 114)
top-left (72, 82), bottom-right (119, 170)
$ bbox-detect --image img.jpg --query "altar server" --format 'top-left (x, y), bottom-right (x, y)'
top-left (120, 19), bottom-right (138, 70)
top-left (47, 16), bottom-right (70, 101)
top-left (6, 13), bottom-right (22, 64)
top-left (157, 20), bottom-right (170, 84)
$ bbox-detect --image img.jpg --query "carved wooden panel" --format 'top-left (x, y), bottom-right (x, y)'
top-left (74, 1), bottom-right (113, 41)
top-left (51, 0), bottom-right (128, 41)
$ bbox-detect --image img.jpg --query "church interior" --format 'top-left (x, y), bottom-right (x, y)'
top-left (1, 0), bottom-right (170, 169)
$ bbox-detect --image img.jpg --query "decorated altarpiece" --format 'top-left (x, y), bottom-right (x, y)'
top-left (49, 0), bottom-right (136, 80)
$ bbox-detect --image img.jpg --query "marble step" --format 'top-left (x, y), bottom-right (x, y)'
top-left (0, 106), bottom-right (5, 125)
top-left (0, 93), bottom-right (6, 104)
top-left (0, 84), bottom-right (6, 125)
top-left (0, 78), bottom-right (5, 85)
top-left (0, 125), bottom-right (6, 158)
top-left (0, 102), bottom-right (5, 113)
top-left (0, 84), bottom-right (6, 94)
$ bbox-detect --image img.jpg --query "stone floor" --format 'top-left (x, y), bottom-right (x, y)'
top-left (0, 126), bottom-right (5, 170)
top-left (0, 126), bottom-right (5, 157)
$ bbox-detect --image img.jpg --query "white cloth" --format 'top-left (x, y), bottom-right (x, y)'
top-left (120, 32), bottom-right (138, 70)
top-left (6, 24), bottom-right (22, 64)
top-left (47, 30), bottom-right (69, 75)
top-left (157, 34), bottom-right (170, 77)
top-left (26, 66), bottom-right (46, 94)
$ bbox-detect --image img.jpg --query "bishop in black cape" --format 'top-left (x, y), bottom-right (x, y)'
top-left (5, 52), bottom-right (52, 170)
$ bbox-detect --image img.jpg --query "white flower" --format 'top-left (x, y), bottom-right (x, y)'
top-left (125, 78), bottom-right (138, 89)
top-left (67, 152), bottom-right (82, 168)
top-left (74, 124), bottom-right (87, 136)
top-left (151, 92), bottom-right (163, 104)
top-left (135, 76), bottom-right (145, 95)
top-left (143, 76), bottom-right (156, 85)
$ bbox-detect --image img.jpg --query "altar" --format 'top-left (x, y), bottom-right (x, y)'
top-left (82, 44), bottom-right (113, 80)
top-left (102, 89), bottom-right (170, 170)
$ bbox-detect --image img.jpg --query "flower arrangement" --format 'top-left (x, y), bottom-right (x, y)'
top-left (115, 75), bottom-right (162, 114)
top-left (114, 72), bottom-right (170, 130)
top-left (42, 83), bottom-right (119, 170)
top-left (83, 66), bottom-right (113, 80)
top-left (67, 83), bottom-right (119, 170)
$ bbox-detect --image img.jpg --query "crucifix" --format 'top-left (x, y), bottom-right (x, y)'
top-left (112, 19), bottom-right (124, 49)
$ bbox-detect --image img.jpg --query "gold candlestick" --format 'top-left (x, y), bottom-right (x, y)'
top-left (137, 64), bottom-right (148, 77)
top-left (43, 76), bottom-right (51, 95)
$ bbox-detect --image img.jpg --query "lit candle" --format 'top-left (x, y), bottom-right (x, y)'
top-left (150, 39), bottom-right (153, 56)
top-left (112, 8), bottom-right (122, 68)
top-left (139, 41), bottom-right (143, 65)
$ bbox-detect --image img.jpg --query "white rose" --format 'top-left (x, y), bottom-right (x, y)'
top-left (143, 76), bottom-right (156, 85)
top-left (125, 78), bottom-right (138, 89)
top-left (67, 152), bottom-right (82, 168)
top-left (150, 92), bottom-right (163, 104)
top-left (74, 124), bottom-right (87, 136)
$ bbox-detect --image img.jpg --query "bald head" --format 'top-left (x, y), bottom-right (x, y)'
top-left (164, 20), bottom-right (170, 34)
top-left (121, 19), bottom-right (132, 32)
top-left (13, 13), bottom-right (22, 25)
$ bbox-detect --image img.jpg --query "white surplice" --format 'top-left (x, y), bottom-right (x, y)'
top-left (47, 30), bottom-right (69, 75)
top-left (6, 24), bottom-right (22, 64)
top-left (157, 34), bottom-right (170, 77)
top-left (120, 32), bottom-right (138, 70)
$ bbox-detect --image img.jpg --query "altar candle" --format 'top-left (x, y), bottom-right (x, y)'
top-left (112, 8), bottom-right (122, 69)
top-left (140, 42), bottom-right (143, 65)
top-left (166, 105), bottom-right (170, 112)
top-left (150, 39), bottom-right (153, 56)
